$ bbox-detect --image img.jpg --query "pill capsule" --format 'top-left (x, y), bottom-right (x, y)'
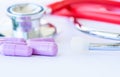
top-left (0, 43), bottom-right (32, 57)
top-left (27, 41), bottom-right (58, 56)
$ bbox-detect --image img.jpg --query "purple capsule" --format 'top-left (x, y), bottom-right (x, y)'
top-left (0, 43), bottom-right (32, 57)
top-left (27, 41), bottom-right (58, 56)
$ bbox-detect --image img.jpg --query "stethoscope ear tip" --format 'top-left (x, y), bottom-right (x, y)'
top-left (70, 36), bottom-right (90, 53)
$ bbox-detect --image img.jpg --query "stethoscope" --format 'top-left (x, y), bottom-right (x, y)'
top-left (4, 0), bottom-right (120, 50)
top-left (48, 0), bottom-right (120, 24)
top-left (48, 0), bottom-right (120, 50)
top-left (47, 0), bottom-right (120, 40)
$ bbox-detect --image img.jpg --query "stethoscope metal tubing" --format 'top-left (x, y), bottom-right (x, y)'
top-left (89, 43), bottom-right (120, 51)
top-left (73, 18), bottom-right (120, 50)
top-left (74, 18), bottom-right (120, 41)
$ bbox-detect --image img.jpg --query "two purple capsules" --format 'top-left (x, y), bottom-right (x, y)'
top-left (0, 37), bottom-right (58, 57)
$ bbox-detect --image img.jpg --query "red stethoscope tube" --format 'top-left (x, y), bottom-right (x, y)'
top-left (47, 0), bottom-right (120, 24)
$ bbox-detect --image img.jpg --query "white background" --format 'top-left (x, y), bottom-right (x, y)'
top-left (0, 0), bottom-right (120, 77)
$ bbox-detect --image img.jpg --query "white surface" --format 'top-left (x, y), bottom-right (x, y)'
top-left (0, 0), bottom-right (120, 77)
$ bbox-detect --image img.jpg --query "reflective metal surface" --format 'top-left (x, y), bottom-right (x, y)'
top-left (72, 18), bottom-right (120, 50)
top-left (89, 43), bottom-right (120, 51)
top-left (73, 18), bottom-right (120, 41)
top-left (7, 3), bottom-right (45, 39)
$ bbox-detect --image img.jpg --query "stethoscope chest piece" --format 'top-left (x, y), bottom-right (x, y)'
top-left (7, 3), bottom-right (56, 39)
